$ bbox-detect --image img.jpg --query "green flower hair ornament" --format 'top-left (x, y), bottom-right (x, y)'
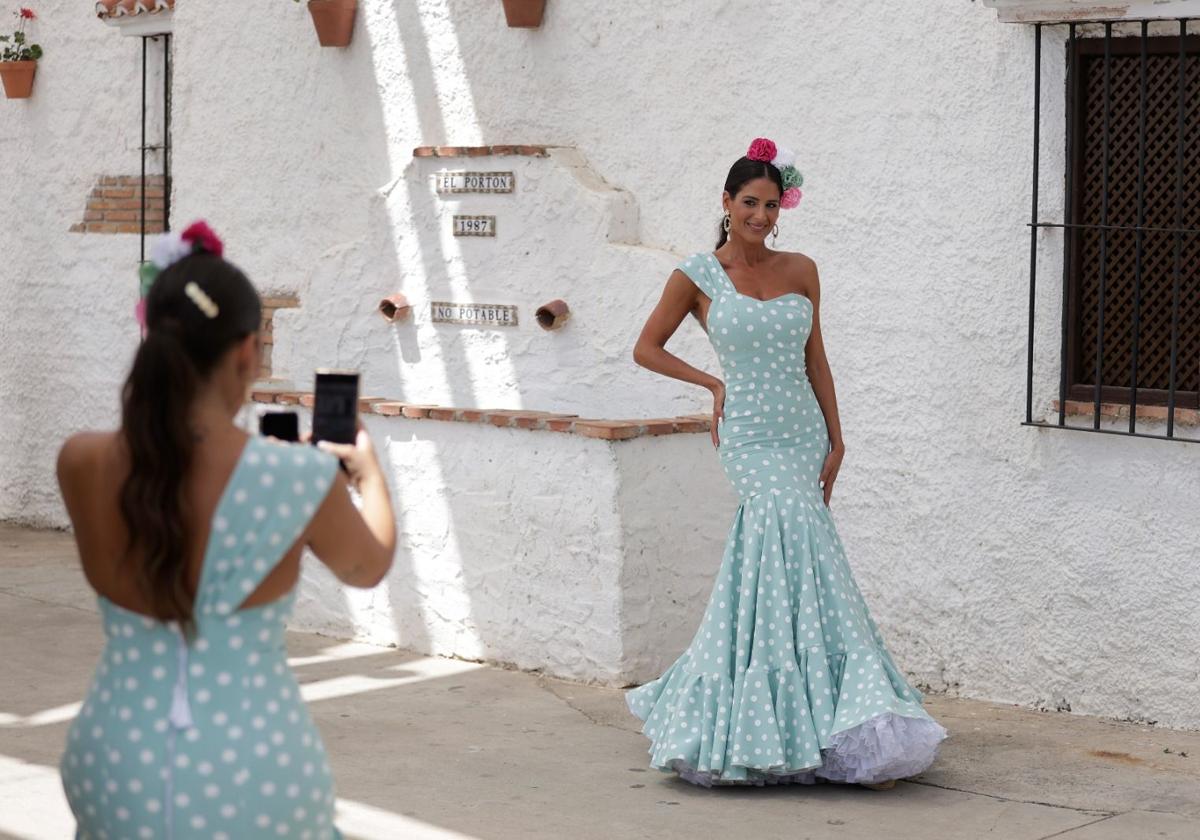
top-left (781, 166), bottom-right (804, 191)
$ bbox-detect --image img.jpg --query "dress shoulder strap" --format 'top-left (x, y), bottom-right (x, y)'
top-left (675, 252), bottom-right (728, 301)
top-left (194, 437), bottom-right (339, 619)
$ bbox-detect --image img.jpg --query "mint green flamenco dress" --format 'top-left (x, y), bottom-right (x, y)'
top-left (626, 253), bottom-right (947, 786)
top-left (61, 437), bottom-right (344, 838)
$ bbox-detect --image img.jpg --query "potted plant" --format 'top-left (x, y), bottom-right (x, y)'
top-left (0, 7), bottom-right (41, 99)
top-left (502, 0), bottom-right (546, 28)
top-left (294, 0), bottom-right (357, 48)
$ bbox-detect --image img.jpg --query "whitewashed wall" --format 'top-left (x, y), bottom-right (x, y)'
top-left (287, 411), bottom-right (734, 684)
top-left (1, 1), bottom-right (1198, 727)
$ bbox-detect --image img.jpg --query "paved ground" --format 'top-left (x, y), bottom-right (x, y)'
top-left (1, 523), bottom-right (1198, 840)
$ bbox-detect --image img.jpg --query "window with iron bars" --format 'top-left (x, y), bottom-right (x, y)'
top-left (1024, 19), bottom-right (1199, 443)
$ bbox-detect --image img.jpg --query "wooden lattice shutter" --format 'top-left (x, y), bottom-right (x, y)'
top-left (1068, 36), bottom-right (1200, 406)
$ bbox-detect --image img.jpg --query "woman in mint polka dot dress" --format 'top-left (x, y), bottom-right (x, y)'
top-left (628, 142), bottom-right (946, 787)
top-left (56, 224), bottom-right (396, 838)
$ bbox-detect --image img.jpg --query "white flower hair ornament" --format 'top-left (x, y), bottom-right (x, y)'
top-left (136, 220), bottom-right (226, 327)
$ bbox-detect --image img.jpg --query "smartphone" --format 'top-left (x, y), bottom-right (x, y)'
top-left (259, 410), bottom-right (300, 442)
top-left (312, 369), bottom-right (360, 445)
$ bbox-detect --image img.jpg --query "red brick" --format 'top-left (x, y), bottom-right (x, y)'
top-left (674, 418), bottom-right (710, 433)
top-left (400, 405), bottom-right (432, 419)
top-left (69, 223), bottom-right (86, 233)
top-left (372, 402), bottom-right (405, 416)
top-left (545, 419), bottom-right (575, 433)
top-left (358, 396), bottom-right (387, 412)
top-left (643, 420), bottom-right (678, 436)
top-left (261, 296), bottom-right (300, 309)
top-left (459, 410), bottom-right (486, 423)
top-left (435, 146), bottom-right (465, 157)
top-left (104, 210), bottom-right (140, 222)
top-left (514, 415), bottom-right (543, 430)
top-left (100, 187), bottom-right (135, 199)
top-left (464, 146), bottom-right (492, 158)
top-left (250, 389), bottom-right (280, 403)
top-left (489, 144), bottom-right (518, 155)
top-left (412, 146), bottom-right (437, 157)
top-left (115, 223), bottom-right (143, 234)
top-left (298, 394), bottom-right (316, 408)
top-left (275, 392), bottom-right (302, 406)
top-left (427, 408), bottom-right (459, 421)
top-left (574, 420), bottom-right (642, 441)
top-left (516, 145), bottom-right (549, 156)
top-left (83, 209), bottom-right (104, 222)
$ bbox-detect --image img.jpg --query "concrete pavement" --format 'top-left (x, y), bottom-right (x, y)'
top-left (1, 524), bottom-right (1197, 840)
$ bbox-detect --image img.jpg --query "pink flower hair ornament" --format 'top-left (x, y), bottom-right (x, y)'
top-left (745, 137), bottom-right (805, 209)
top-left (136, 220), bottom-right (226, 328)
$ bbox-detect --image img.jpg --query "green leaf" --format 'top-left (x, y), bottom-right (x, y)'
top-left (27, 44), bottom-right (41, 60)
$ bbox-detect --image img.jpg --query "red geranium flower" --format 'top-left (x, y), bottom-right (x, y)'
top-left (19, 8), bottom-right (35, 19)
top-left (180, 220), bottom-right (225, 258)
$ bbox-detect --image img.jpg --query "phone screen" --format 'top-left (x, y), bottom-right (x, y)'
top-left (259, 411), bottom-right (300, 443)
top-left (312, 370), bottom-right (359, 445)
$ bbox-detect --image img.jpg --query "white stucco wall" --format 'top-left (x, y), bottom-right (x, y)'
top-left (280, 409), bottom-right (739, 685)
top-left (2, 1), bottom-right (1198, 727)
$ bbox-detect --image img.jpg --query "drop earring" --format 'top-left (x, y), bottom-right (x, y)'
top-left (772, 223), bottom-right (780, 245)
top-left (722, 214), bottom-right (731, 234)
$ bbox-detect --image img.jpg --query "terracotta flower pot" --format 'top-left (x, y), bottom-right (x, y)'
top-left (0, 60), bottom-right (37, 99)
top-left (535, 299), bottom-right (570, 330)
top-left (378, 294), bottom-right (411, 323)
top-left (307, 0), bottom-right (357, 47)
top-left (502, 0), bottom-right (546, 28)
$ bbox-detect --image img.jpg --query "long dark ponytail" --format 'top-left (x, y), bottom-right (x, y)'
top-left (119, 252), bottom-right (261, 630)
top-left (715, 156), bottom-right (784, 248)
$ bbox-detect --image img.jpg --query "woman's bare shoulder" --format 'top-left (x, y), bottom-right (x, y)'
top-left (773, 251), bottom-right (819, 295)
top-left (57, 431), bottom-right (121, 486)
top-left (776, 250), bottom-right (817, 272)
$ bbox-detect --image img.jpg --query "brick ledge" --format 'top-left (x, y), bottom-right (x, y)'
top-left (1052, 399), bottom-right (1200, 427)
top-left (413, 145), bottom-right (552, 158)
top-left (251, 391), bottom-right (710, 441)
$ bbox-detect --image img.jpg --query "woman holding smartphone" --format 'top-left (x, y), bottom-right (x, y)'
top-left (56, 222), bottom-right (395, 839)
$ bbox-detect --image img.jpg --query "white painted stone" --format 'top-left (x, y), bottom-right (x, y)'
top-left (1, 0), bottom-right (1198, 729)
top-left (984, 0), bottom-right (1200, 23)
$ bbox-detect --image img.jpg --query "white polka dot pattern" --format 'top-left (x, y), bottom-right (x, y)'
top-left (625, 254), bottom-right (947, 786)
top-left (62, 437), bottom-right (343, 837)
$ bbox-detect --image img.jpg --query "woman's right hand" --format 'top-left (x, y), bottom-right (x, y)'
top-left (317, 428), bottom-right (384, 492)
top-left (710, 382), bottom-right (725, 449)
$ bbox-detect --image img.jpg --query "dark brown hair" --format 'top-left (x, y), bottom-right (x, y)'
top-left (119, 252), bottom-right (261, 631)
top-left (716, 157), bottom-right (785, 248)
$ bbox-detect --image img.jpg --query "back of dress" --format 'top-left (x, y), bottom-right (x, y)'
top-left (62, 437), bottom-right (341, 840)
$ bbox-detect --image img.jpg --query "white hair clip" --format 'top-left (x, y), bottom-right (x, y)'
top-left (184, 281), bottom-right (220, 319)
